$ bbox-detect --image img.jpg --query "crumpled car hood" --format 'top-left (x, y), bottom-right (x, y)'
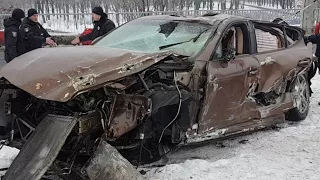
top-left (0, 46), bottom-right (174, 102)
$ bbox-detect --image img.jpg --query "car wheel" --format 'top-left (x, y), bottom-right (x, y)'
top-left (286, 74), bottom-right (310, 121)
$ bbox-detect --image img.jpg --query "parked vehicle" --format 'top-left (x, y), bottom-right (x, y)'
top-left (0, 30), bottom-right (4, 46)
top-left (0, 14), bottom-right (314, 180)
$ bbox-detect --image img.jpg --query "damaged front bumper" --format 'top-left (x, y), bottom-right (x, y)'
top-left (2, 114), bottom-right (81, 180)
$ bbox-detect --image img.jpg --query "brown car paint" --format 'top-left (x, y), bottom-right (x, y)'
top-left (0, 14), bottom-right (313, 143)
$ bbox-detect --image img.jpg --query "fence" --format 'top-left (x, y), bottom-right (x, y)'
top-left (0, 9), bottom-right (319, 34)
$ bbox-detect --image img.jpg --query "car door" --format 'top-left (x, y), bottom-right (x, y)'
top-left (248, 22), bottom-right (312, 118)
top-left (252, 22), bottom-right (309, 93)
top-left (198, 22), bottom-right (261, 134)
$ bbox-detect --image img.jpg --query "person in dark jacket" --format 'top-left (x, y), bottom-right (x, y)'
top-left (20, 8), bottom-right (56, 52)
top-left (305, 34), bottom-right (320, 58)
top-left (71, 6), bottom-right (115, 45)
top-left (3, 8), bottom-right (26, 63)
top-left (304, 34), bottom-right (320, 104)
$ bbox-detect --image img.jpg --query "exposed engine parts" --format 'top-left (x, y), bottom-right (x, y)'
top-left (254, 91), bottom-right (280, 106)
top-left (0, 57), bottom-right (197, 179)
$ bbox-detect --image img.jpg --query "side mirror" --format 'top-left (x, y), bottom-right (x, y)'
top-left (218, 48), bottom-right (236, 63)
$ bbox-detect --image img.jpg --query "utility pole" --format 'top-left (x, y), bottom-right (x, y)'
top-left (301, 0), bottom-right (316, 35)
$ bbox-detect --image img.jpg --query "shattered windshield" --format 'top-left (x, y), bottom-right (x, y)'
top-left (94, 18), bottom-right (213, 57)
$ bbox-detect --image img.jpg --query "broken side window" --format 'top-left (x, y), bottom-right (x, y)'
top-left (285, 27), bottom-right (300, 46)
top-left (215, 23), bottom-right (250, 60)
top-left (254, 24), bottom-right (285, 53)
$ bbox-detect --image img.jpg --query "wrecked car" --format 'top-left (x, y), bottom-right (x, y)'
top-left (0, 14), bottom-right (315, 179)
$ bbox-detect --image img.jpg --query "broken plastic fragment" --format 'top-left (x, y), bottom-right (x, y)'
top-left (68, 74), bottom-right (96, 91)
top-left (35, 83), bottom-right (42, 90)
top-left (261, 57), bottom-right (276, 66)
top-left (64, 93), bottom-right (69, 99)
top-left (192, 123), bottom-right (199, 130)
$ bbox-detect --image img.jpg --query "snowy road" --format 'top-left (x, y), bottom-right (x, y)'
top-left (144, 75), bottom-right (320, 180)
top-left (1, 74), bottom-right (320, 179)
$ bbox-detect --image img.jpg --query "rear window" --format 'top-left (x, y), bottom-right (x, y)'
top-left (255, 28), bottom-right (280, 52)
top-left (254, 23), bottom-right (301, 53)
top-left (285, 27), bottom-right (300, 46)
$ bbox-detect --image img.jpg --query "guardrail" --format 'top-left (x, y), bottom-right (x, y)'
top-left (0, 9), bottom-right (318, 34)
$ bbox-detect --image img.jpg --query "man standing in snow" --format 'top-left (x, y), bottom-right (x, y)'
top-left (3, 8), bottom-right (26, 63)
top-left (304, 34), bottom-right (320, 103)
top-left (71, 6), bottom-right (115, 45)
top-left (20, 8), bottom-right (57, 53)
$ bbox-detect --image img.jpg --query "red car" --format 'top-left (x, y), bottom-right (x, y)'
top-left (0, 30), bottom-right (4, 46)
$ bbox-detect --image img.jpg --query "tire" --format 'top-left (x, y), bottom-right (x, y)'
top-left (286, 74), bottom-right (310, 121)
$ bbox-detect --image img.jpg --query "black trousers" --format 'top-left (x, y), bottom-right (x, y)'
top-left (307, 57), bottom-right (320, 95)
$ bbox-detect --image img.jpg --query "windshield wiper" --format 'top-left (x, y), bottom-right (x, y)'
top-left (159, 29), bottom-right (210, 50)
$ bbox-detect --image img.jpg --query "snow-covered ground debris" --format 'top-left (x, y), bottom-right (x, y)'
top-left (0, 145), bottom-right (19, 176)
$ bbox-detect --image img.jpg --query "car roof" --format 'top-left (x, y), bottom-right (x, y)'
top-left (137, 14), bottom-right (248, 26)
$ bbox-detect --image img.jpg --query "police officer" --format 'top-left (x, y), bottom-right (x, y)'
top-left (20, 8), bottom-right (56, 53)
top-left (71, 6), bottom-right (115, 45)
top-left (3, 8), bottom-right (26, 63)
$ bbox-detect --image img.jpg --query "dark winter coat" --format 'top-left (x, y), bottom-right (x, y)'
top-left (79, 16), bottom-right (115, 42)
top-left (306, 34), bottom-right (320, 90)
top-left (308, 34), bottom-right (320, 57)
top-left (20, 18), bottom-right (51, 52)
top-left (3, 18), bottom-right (25, 62)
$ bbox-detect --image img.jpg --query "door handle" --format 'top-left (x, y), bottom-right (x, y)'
top-left (248, 68), bottom-right (259, 76)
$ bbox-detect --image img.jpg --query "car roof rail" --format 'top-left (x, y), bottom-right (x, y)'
top-left (202, 13), bottom-right (219, 17)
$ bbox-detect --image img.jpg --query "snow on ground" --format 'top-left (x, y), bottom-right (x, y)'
top-left (143, 74), bottom-right (320, 180)
top-left (49, 32), bottom-right (78, 36)
top-left (1, 75), bottom-right (320, 179)
top-left (0, 145), bottom-right (19, 176)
